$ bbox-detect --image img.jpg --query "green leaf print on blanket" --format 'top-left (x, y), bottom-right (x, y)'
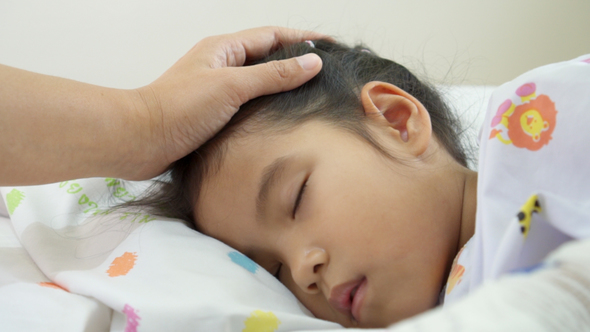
top-left (6, 189), bottom-right (25, 215)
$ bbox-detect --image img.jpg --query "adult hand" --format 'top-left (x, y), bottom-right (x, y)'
top-left (0, 27), bottom-right (325, 186)
top-left (129, 26), bottom-right (325, 180)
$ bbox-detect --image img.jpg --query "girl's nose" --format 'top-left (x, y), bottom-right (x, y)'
top-left (290, 248), bottom-right (329, 294)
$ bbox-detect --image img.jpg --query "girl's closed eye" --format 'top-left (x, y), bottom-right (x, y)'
top-left (292, 177), bottom-right (309, 219)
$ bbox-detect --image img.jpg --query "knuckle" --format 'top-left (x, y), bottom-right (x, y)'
top-left (269, 60), bottom-right (290, 81)
top-left (216, 69), bottom-right (249, 105)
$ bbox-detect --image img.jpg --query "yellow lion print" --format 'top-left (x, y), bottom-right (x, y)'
top-left (489, 83), bottom-right (557, 151)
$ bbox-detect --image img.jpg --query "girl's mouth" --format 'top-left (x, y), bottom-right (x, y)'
top-left (351, 277), bottom-right (368, 322)
top-left (329, 277), bottom-right (368, 322)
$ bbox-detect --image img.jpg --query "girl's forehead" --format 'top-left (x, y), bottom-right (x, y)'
top-left (195, 126), bottom-right (301, 223)
top-left (204, 119), bottom-right (381, 193)
top-left (223, 121), bottom-right (326, 158)
top-left (196, 122), bottom-right (334, 223)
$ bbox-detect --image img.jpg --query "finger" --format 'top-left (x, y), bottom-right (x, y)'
top-left (228, 53), bottom-right (323, 104)
top-left (236, 26), bottom-right (333, 59)
top-left (199, 26), bottom-right (332, 67)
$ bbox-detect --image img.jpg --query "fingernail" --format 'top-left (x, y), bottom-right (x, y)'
top-left (296, 53), bottom-right (320, 71)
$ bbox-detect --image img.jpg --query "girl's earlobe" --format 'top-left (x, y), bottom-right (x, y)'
top-left (360, 81), bottom-right (432, 156)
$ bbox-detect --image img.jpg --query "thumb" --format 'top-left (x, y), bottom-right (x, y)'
top-left (233, 53), bottom-right (322, 103)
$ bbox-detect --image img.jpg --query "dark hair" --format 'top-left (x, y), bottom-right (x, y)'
top-left (126, 40), bottom-right (468, 227)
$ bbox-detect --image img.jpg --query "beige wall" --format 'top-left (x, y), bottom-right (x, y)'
top-left (1, 0), bottom-right (588, 87)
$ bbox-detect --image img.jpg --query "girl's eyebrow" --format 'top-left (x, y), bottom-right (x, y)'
top-left (256, 155), bottom-right (293, 220)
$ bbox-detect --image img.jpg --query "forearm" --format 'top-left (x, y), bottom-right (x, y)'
top-left (0, 27), bottom-right (326, 185)
top-left (0, 64), bottom-right (149, 185)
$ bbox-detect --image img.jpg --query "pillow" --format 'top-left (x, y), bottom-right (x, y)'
top-left (439, 84), bottom-right (497, 169)
top-left (0, 178), bottom-right (342, 331)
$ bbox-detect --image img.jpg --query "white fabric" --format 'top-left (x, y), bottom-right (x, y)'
top-left (0, 216), bottom-right (19, 248)
top-left (439, 84), bottom-right (496, 169)
top-left (0, 179), bottom-right (341, 331)
top-left (444, 54), bottom-right (590, 305)
top-left (0, 197), bottom-right (8, 218)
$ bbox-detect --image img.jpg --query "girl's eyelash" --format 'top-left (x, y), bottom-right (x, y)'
top-left (292, 178), bottom-right (308, 218)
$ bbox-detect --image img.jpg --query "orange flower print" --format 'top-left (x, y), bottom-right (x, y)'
top-left (38, 282), bottom-right (68, 292)
top-left (445, 246), bottom-right (466, 295)
top-left (107, 252), bottom-right (138, 277)
top-left (445, 264), bottom-right (465, 294)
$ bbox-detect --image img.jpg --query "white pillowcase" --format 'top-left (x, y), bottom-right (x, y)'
top-left (0, 178), bottom-right (341, 331)
top-left (439, 84), bottom-right (496, 169)
top-left (0, 197), bottom-right (8, 218)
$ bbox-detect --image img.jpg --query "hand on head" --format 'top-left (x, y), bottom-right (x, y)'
top-left (0, 27), bottom-right (326, 185)
top-left (130, 26), bottom-right (325, 180)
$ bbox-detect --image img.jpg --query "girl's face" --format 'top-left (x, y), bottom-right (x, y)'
top-left (195, 83), bottom-right (475, 328)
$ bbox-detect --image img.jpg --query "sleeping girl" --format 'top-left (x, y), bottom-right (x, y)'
top-left (128, 40), bottom-right (590, 328)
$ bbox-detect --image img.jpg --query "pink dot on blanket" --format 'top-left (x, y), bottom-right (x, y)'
top-left (123, 304), bottom-right (141, 332)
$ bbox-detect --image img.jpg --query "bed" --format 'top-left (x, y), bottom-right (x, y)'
top-left (2, 85), bottom-right (589, 332)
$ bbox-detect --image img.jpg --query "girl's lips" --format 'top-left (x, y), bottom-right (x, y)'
top-left (328, 277), bottom-right (367, 322)
top-left (351, 277), bottom-right (368, 322)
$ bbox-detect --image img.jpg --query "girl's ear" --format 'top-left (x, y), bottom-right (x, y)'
top-left (361, 81), bottom-right (432, 156)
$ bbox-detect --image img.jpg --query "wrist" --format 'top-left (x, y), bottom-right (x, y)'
top-left (115, 86), bottom-right (168, 181)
